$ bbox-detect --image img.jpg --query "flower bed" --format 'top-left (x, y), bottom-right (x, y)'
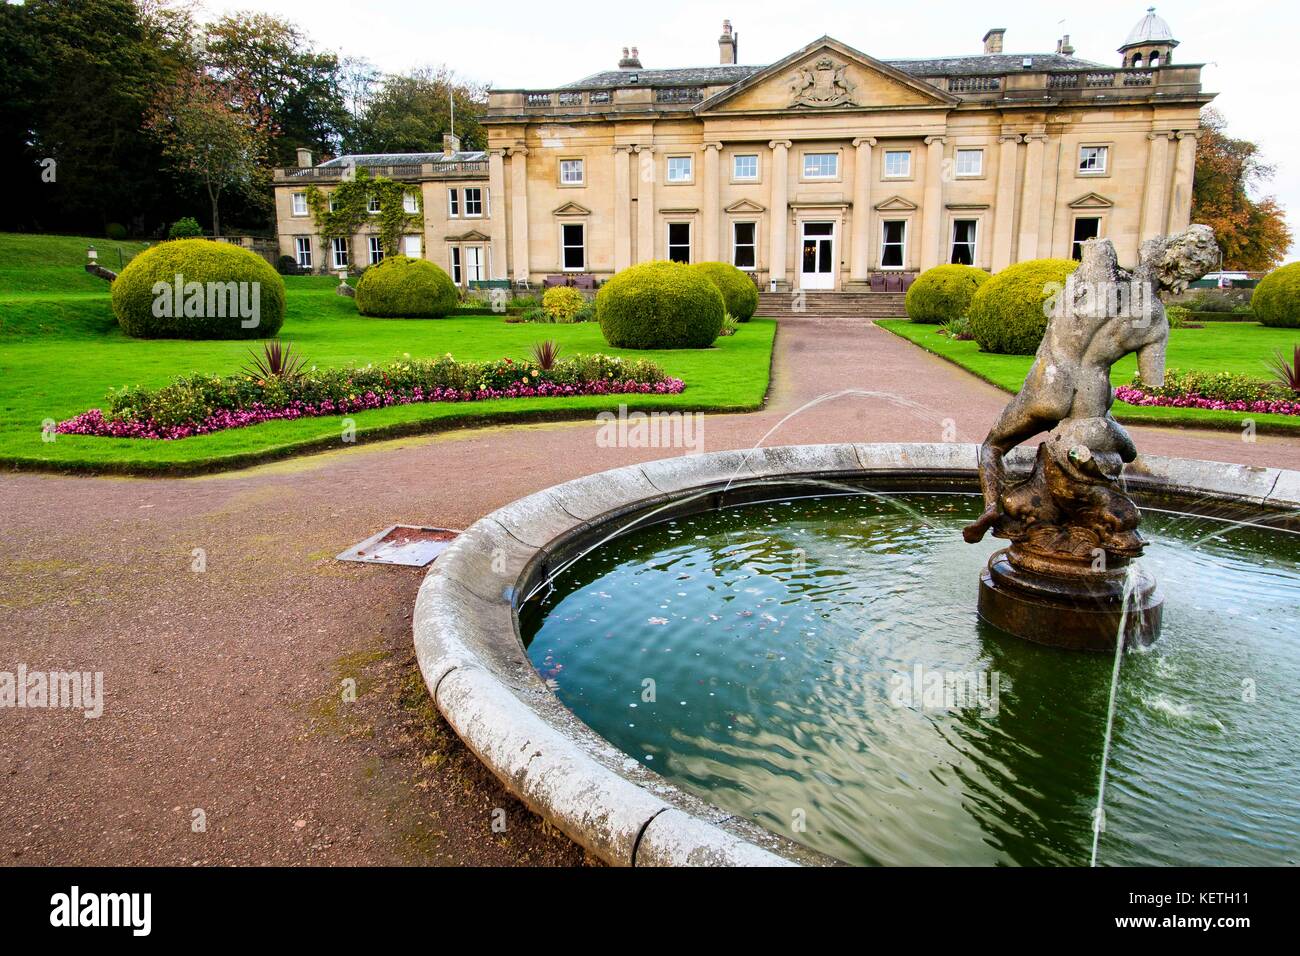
top-left (1114, 386), bottom-right (1300, 416)
top-left (57, 353), bottom-right (685, 440)
top-left (1116, 369), bottom-right (1299, 416)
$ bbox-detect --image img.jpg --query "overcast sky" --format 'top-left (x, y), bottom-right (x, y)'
top-left (205, 0), bottom-right (1298, 259)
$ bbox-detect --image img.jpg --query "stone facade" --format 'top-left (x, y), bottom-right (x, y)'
top-left (273, 13), bottom-right (1212, 291)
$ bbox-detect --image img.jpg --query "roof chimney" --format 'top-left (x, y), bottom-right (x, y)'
top-left (1056, 34), bottom-right (1075, 56)
top-left (983, 28), bottom-right (1005, 54)
top-left (618, 46), bottom-right (642, 70)
top-left (442, 131), bottom-right (461, 158)
top-left (296, 147), bottom-right (313, 169)
top-left (719, 19), bottom-right (737, 65)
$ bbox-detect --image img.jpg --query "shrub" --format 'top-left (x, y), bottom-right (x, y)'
top-left (1165, 304), bottom-right (1190, 329)
top-left (276, 255), bottom-right (301, 276)
top-left (1267, 345), bottom-right (1300, 394)
top-left (969, 258), bottom-right (1079, 354)
top-left (718, 313), bottom-right (740, 337)
top-left (354, 255), bottom-right (458, 318)
top-left (111, 238), bottom-right (286, 339)
top-left (597, 260), bottom-right (725, 349)
top-left (691, 261), bottom-right (759, 321)
top-left (105, 222), bottom-right (128, 241)
top-left (1130, 368), bottom-right (1295, 404)
top-left (542, 286), bottom-right (586, 322)
top-left (905, 264), bottom-right (989, 324)
top-left (168, 217), bottom-right (203, 240)
top-left (938, 316), bottom-right (973, 341)
top-left (1252, 262), bottom-right (1300, 328)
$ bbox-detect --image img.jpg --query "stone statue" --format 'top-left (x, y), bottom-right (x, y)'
top-left (964, 224), bottom-right (1220, 649)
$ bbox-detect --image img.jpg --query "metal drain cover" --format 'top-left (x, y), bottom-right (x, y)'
top-left (336, 525), bottom-right (459, 567)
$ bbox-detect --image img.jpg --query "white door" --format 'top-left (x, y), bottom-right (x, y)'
top-left (465, 246), bottom-right (484, 283)
top-left (800, 221), bottom-right (835, 290)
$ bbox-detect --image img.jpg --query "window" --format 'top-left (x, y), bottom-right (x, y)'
top-left (561, 223), bottom-right (585, 270)
top-left (733, 154), bottom-right (758, 180)
top-left (463, 187), bottom-right (483, 217)
top-left (403, 235), bottom-right (421, 258)
top-left (1079, 146), bottom-right (1108, 174)
top-left (367, 196), bottom-right (381, 214)
top-left (291, 192), bottom-right (308, 216)
top-left (368, 236), bottom-right (384, 265)
top-left (950, 219), bottom-right (977, 265)
top-left (732, 222), bottom-right (756, 270)
top-left (1132, 53), bottom-right (1144, 68)
top-left (666, 156), bottom-right (693, 183)
top-left (884, 150), bottom-right (911, 178)
top-left (331, 237), bottom-right (348, 269)
top-left (1072, 217), bottom-right (1101, 260)
top-left (803, 152), bottom-right (838, 179)
top-left (402, 192), bottom-right (419, 214)
top-left (880, 220), bottom-right (907, 269)
top-left (560, 159), bottom-right (584, 185)
top-left (294, 237), bottom-right (312, 269)
top-left (1149, 52), bottom-right (1161, 68)
top-left (448, 189), bottom-right (459, 217)
top-left (328, 194), bottom-right (339, 213)
top-left (955, 149), bottom-right (983, 177)
top-left (449, 247), bottom-right (462, 284)
top-left (667, 222), bottom-right (691, 263)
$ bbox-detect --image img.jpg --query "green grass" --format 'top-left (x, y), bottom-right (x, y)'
top-left (0, 234), bottom-right (776, 474)
top-left (878, 319), bottom-right (1300, 434)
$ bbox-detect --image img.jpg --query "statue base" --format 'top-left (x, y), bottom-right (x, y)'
top-left (977, 547), bottom-right (1162, 651)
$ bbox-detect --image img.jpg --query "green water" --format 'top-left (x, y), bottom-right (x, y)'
top-left (521, 492), bottom-right (1300, 866)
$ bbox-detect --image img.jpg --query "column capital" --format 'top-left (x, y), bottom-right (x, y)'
top-left (852, 137), bottom-right (877, 148)
top-left (768, 139), bottom-right (792, 150)
top-left (507, 145), bottom-right (529, 157)
top-left (998, 133), bottom-right (1023, 144)
top-left (611, 144), bottom-right (634, 154)
top-left (632, 144), bottom-right (655, 154)
top-left (924, 135), bottom-right (947, 147)
top-left (1147, 131), bottom-right (1175, 141)
top-left (1175, 130), bottom-right (1199, 141)
top-left (489, 147), bottom-right (509, 158)
top-left (702, 142), bottom-right (722, 152)
top-left (1022, 133), bottom-right (1049, 144)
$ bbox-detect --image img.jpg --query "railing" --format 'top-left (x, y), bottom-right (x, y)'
top-left (277, 166), bottom-right (344, 179)
top-left (589, 90), bottom-right (611, 104)
top-left (1122, 71), bottom-right (1154, 86)
top-left (948, 75), bottom-right (1001, 93)
top-left (274, 160), bottom-right (488, 182)
top-left (655, 86), bottom-right (704, 104)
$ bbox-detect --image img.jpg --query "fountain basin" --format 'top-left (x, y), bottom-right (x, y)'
top-left (412, 443), bottom-right (1300, 866)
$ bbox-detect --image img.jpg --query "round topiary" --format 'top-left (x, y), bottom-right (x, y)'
top-left (168, 217), bottom-right (203, 240)
top-left (905, 264), bottom-right (990, 324)
top-left (968, 258), bottom-right (1079, 354)
top-left (691, 261), bottom-right (759, 321)
top-left (1251, 262), bottom-right (1300, 328)
top-left (111, 238), bottom-right (286, 339)
top-left (105, 222), bottom-right (128, 241)
top-left (354, 255), bottom-right (459, 318)
top-left (596, 260), bottom-right (725, 349)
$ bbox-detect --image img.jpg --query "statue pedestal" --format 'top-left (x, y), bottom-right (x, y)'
top-left (977, 547), bottom-right (1162, 651)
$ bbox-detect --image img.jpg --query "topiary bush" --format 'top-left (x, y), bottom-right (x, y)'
top-left (1251, 262), bottom-right (1300, 328)
top-left (968, 258), bottom-right (1079, 354)
top-left (168, 217), bottom-right (203, 240)
top-left (354, 255), bottom-right (458, 318)
top-left (542, 285), bottom-right (585, 322)
top-left (596, 260), bottom-right (725, 349)
top-left (105, 222), bottom-right (128, 241)
top-left (905, 264), bottom-right (989, 324)
top-left (691, 261), bottom-right (759, 321)
top-left (111, 238), bottom-right (286, 339)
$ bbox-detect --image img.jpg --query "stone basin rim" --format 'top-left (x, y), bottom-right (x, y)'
top-left (412, 441), bottom-right (1300, 867)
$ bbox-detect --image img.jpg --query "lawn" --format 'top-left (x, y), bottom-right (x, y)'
top-left (878, 319), bottom-right (1300, 435)
top-left (0, 234), bottom-right (776, 474)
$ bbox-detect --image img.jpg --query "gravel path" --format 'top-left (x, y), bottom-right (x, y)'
top-left (1, 316), bottom-right (1295, 866)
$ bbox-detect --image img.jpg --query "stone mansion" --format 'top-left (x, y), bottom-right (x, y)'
top-left (273, 9), bottom-right (1212, 292)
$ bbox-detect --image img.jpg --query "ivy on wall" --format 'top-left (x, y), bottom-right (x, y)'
top-left (305, 168), bottom-right (423, 270)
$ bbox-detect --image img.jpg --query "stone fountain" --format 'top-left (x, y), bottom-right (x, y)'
top-left (963, 225), bottom-right (1221, 650)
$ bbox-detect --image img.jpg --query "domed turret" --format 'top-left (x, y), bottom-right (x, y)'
top-left (1118, 7), bottom-right (1178, 68)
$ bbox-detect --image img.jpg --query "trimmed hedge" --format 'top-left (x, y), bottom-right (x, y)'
top-left (354, 255), bottom-right (458, 318)
top-left (111, 239), bottom-right (286, 339)
top-left (905, 264), bottom-right (990, 324)
top-left (969, 258), bottom-right (1079, 354)
top-left (596, 260), bottom-right (725, 349)
top-left (691, 261), bottom-right (759, 321)
top-left (1252, 262), bottom-right (1300, 328)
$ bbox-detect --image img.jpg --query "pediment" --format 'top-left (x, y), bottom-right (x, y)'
top-left (725, 198), bottom-right (767, 214)
top-left (446, 229), bottom-right (491, 242)
top-left (552, 201), bottom-right (592, 217)
top-left (1068, 192), bottom-right (1114, 209)
top-left (873, 195), bottom-right (919, 212)
top-left (697, 36), bottom-right (958, 114)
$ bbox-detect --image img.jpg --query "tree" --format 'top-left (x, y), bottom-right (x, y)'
top-left (1191, 108), bottom-right (1292, 271)
top-left (145, 69), bottom-right (269, 236)
top-left (346, 66), bottom-right (487, 155)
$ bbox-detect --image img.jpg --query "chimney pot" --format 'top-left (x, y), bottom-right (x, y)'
top-left (718, 19), bottom-right (738, 64)
top-left (982, 28), bottom-right (1005, 55)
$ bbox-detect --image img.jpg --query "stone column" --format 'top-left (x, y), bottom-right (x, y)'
top-left (1138, 132), bottom-right (1172, 242)
top-left (635, 145), bottom-right (655, 263)
top-left (508, 146), bottom-right (530, 284)
top-left (1167, 131), bottom-right (1198, 233)
top-left (1017, 134), bottom-right (1047, 262)
top-left (768, 140), bottom-right (791, 290)
top-left (850, 137), bottom-right (876, 287)
top-left (991, 133), bottom-right (1021, 272)
top-left (919, 136), bottom-right (947, 271)
top-left (487, 149), bottom-right (509, 280)
top-left (612, 146), bottom-right (633, 272)
top-left (702, 143), bottom-right (721, 262)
